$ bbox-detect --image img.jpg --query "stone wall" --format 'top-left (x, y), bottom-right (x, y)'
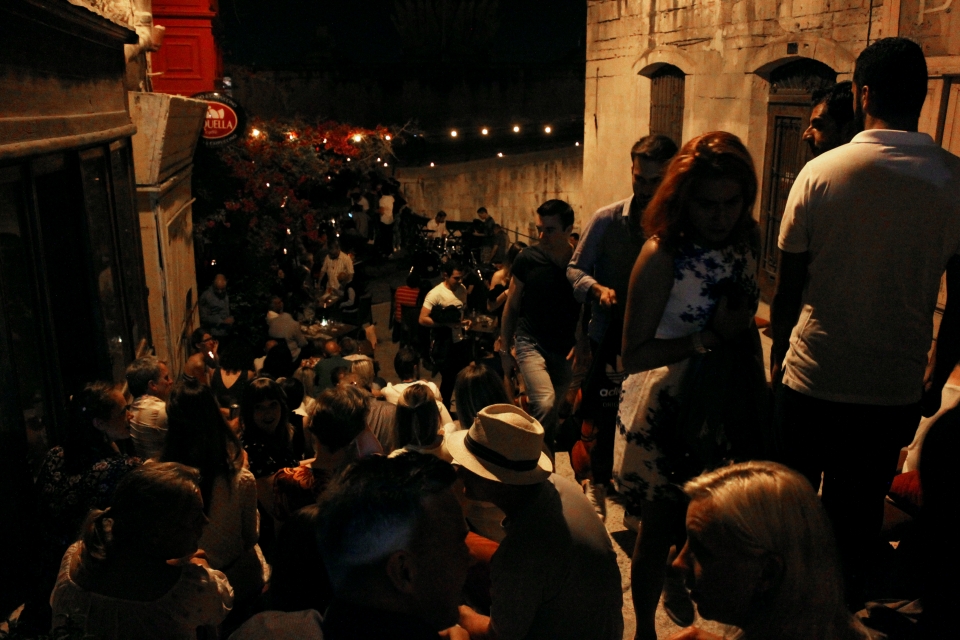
top-left (395, 146), bottom-right (585, 241)
top-left (581, 0), bottom-right (960, 218)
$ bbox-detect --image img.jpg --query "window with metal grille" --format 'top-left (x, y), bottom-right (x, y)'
top-left (649, 65), bottom-right (685, 146)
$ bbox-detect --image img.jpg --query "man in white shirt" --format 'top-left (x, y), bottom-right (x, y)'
top-left (125, 356), bottom-right (174, 459)
top-left (426, 211), bottom-right (448, 239)
top-left (771, 37), bottom-right (960, 604)
top-left (320, 240), bottom-right (354, 293)
top-left (420, 260), bottom-right (471, 408)
top-left (267, 296), bottom-right (308, 361)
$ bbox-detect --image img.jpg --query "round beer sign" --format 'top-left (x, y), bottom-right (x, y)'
top-left (193, 92), bottom-right (245, 148)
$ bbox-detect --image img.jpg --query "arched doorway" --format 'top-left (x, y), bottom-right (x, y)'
top-left (758, 58), bottom-right (836, 299)
top-left (649, 65), bottom-right (685, 147)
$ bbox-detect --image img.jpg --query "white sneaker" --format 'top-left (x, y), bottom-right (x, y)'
top-left (622, 512), bottom-right (640, 533)
top-left (582, 480), bottom-right (607, 522)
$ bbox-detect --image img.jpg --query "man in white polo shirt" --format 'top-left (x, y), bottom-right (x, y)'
top-left (771, 37), bottom-right (960, 604)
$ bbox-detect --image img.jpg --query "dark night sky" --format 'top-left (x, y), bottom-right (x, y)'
top-left (221, 0), bottom-right (586, 68)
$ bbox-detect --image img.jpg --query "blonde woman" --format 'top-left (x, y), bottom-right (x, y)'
top-left (670, 461), bottom-right (869, 640)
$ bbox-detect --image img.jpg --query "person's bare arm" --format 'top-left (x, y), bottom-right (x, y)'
top-left (418, 305), bottom-right (436, 328)
top-left (923, 255), bottom-right (960, 416)
top-left (770, 250), bottom-right (809, 379)
top-left (499, 276), bottom-right (524, 376)
top-left (621, 240), bottom-right (750, 374)
top-left (459, 606), bottom-right (496, 640)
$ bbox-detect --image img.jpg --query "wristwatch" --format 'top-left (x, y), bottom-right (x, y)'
top-left (692, 331), bottom-right (711, 354)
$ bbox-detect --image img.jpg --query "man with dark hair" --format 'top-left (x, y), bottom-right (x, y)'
top-left (317, 453), bottom-right (471, 639)
top-left (420, 260), bottom-right (472, 407)
top-left (772, 37), bottom-right (960, 605)
top-left (804, 81), bottom-right (857, 156)
top-left (125, 356), bottom-right (173, 460)
top-left (472, 207), bottom-right (496, 263)
top-left (501, 199), bottom-right (580, 448)
top-left (566, 134), bottom-right (678, 521)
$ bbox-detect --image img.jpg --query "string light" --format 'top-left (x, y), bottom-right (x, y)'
top-left (286, 228), bottom-right (291, 235)
top-left (288, 132), bottom-right (297, 140)
top-left (512, 125), bottom-right (520, 133)
top-left (450, 130), bottom-right (458, 137)
top-left (385, 134), bottom-right (392, 141)
top-left (323, 138), bottom-right (327, 143)
top-left (265, 182), bottom-right (270, 187)
top-left (497, 152), bottom-right (503, 157)
top-left (430, 162), bottom-right (435, 167)
top-left (347, 158), bottom-right (351, 162)
top-left (481, 128), bottom-right (489, 135)
top-left (544, 126), bottom-right (552, 133)
top-left (575, 141), bottom-right (580, 146)
top-left (384, 162), bottom-right (388, 167)
top-left (352, 134), bottom-right (362, 142)
top-left (251, 128), bottom-right (261, 138)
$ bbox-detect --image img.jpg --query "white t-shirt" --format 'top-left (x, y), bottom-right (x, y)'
top-left (779, 130), bottom-right (960, 405)
top-left (422, 282), bottom-right (467, 342)
top-left (379, 195), bottom-right (395, 225)
top-left (426, 219), bottom-right (448, 237)
top-left (321, 253), bottom-right (354, 292)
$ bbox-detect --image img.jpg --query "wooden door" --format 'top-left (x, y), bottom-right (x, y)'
top-left (758, 102), bottom-right (814, 300)
top-left (649, 66), bottom-right (685, 147)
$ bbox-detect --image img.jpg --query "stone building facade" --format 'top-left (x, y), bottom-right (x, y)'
top-left (583, 0), bottom-right (960, 297)
top-left (396, 146), bottom-right (584, 243)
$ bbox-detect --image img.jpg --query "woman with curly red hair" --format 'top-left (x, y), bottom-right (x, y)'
top-left (615, 132), bottom-right (768, 640)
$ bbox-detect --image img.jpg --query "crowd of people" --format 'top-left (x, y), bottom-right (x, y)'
top-left (14, 37), bottom-right (960, 640)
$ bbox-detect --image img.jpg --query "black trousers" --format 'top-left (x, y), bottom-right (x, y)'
top-left (776, 384), bottom-right (920, 606)
top-left (439, 338), bottom-right (473, 410)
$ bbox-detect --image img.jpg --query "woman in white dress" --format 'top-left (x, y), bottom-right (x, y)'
top-left (615, 131), bottom-right (764, 640)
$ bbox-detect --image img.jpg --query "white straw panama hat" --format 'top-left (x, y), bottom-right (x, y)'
top-left (446, 403), bottom-right (553, 484)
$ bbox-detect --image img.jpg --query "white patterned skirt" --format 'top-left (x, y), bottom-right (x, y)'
top-left (613, 361), bottom-right (692, 512)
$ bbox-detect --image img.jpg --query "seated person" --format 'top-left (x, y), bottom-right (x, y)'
top-left (125, 356), bottom-right (174, 460)
top-left (240, 378), bottom-right (298, 480)
top-left (316, 453), bottom-right (471, 640)
top-left (50, 462), bottom-right (233, 640)
top-left (382, 347), bottom-right (455, 428)
top-left (390, 384), bottom-right (452, 462)
top-left (451, 405), bottom-right (623, 640)
top-left (267, 385), bottom-right (373, 521)
top-left (667, 461), bottom-right (870, 640)
top-left (183, 328), bottom-right (218, 385)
